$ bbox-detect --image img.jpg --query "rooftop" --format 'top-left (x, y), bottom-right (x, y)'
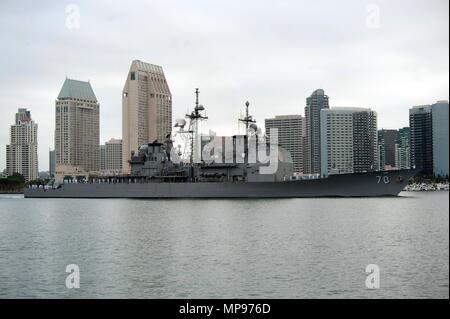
top-left (57, 78), bottom-right (97, 102)
top-left (106, 138), bottom-right (122, 144)
top-left (266, 115), bottom-right (303, 120)
top-left (324, 107), bottom-right (373, 112)
top-left (132, 59), bottom-right (164, 75)
top-left (410, 105), bottom-right (432, 114)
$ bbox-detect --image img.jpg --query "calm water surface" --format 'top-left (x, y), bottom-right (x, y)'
top-left (0, 192), bottom-right (448, 298)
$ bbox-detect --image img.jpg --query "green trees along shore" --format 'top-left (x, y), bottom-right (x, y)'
top-left (0, 173), bottom-right (51, 193)
top-left (0, 173), bottom-right (25, 193)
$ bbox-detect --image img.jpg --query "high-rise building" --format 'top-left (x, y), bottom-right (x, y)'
top-left (122, 60), bottom-right (172, 173)
top-left (49, 149), bottom-right (56, 177)
top-left (105, 138), bottom-right (123, 172)
top-left (99, 145), bottom-right (107, 171)
top-left (395, 127), bottom-right (411, 170)
top-left (320, 107), bottom-right (378, 177)
top-left (409, 105), bottom-right (433, 174)
top-left (353, 110), bottom-right (378, 173)
top-left (305, 89), bottom-right (329, 174)
top-left (378, 129), bottom-right (398, 169)
top-left (432, 101), bottom-right (449, 177)
top-left (55, 78), bottom-right (100, 172)
top-left (320, 108), bottom-right (354, 175)
top-left (99, 139), bottom-right (123, 173)
top-left (6, 108), bottom-right (38, 181)
top-left (265, 115), bottom-right (305, 173)
top-left (410, 101), bottom-right (449, 177)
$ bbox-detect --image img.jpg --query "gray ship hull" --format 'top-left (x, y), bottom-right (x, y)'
top-left (24, 169), bottom-right (418, 198)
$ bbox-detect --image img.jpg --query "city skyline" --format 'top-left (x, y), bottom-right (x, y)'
top-left (0, 0), bottom-right (448, 171)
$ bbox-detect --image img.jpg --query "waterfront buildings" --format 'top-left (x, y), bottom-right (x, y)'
top-left (265, 115), bottom-right (305, 173)
top-left (320, 107), bottom-right (378, 177)
top-left (100, 139), bottom-right (123, 173)
top-left (55, 78), bottom-right (100, 173)
top-left (304, 89), bottom-right (329, 174)
top-left (410, 101), bottom-right (449, 177)
top-left (378, 129), bottom-right (398, 170)
top-left (410, 105), bottom-right (434, 174)
top-left (6, 108), bottom-right (38, 182)
top-left (395, 127), bottom-right (411, 170)
top-left (104, 138), bottom-right (123, 173)
top-left (410, 105), bottom-right (433, 174)
top-left (432, 101), bottom-right (449, 177)
top-left (353, 110), bottom-right (378, 173)
top-left (122, 60), bottom-right (172, 173)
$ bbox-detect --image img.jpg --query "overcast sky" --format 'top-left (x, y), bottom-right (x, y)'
top-left (0, 0), bottom-right (448, 171)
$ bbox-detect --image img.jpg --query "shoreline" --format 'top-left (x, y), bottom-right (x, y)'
top-left (0, 191), bottom-right (24, 194)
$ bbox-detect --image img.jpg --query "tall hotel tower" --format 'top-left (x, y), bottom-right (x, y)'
top-left (55, 78), bottom-right (100, 172)
top-left (122, 60), bottom-right (172, 173)
top-left (6, 108), bottom-right (38, 181)
top-left (305, 89), bottom-right (329, 174)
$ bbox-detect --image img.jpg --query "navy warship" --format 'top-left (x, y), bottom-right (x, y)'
top-left (24, 90), bottom-right (418, 198)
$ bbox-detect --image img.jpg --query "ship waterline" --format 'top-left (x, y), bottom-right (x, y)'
top-left (24, 169), bottom-right (417, 198)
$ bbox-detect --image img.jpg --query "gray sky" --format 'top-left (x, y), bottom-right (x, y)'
top-left (0, 0), bottom-right (448, 171)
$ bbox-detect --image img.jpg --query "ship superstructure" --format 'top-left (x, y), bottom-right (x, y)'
top-left (24, 89), bottom-right (419, 198)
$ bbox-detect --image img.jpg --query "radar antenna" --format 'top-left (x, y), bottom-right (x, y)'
top-left (185, 88), bottom-right (208, 169)
top-left (238, 101), bottom-right (256, 133)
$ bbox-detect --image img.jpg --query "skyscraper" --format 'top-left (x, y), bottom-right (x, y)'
top-left (409, 105), bottom-right (433, 174)
top-left (432, 101), bottom-right (449, 177)
top-left (320, 108), bottom-right (378, 176)
top-left (6, 108), bottom-right (38, 181)
top-left (122, 60), bottom-right (172, 173)
top-left (353, 110), bottom-right (378, 173)
top-left (395, 127), bottom-right (411, 170)
top-left (410, 101), bottom-right (449, 177)
top-left (55, 78), bottom-right (100, 172)
top-left (378, 129), bottom-right (398, 169)
top-left (305, 89), bottom-right (329, 174)
top-left (265, 115), bottom-right (305, 173)
top-left (320, 108), bottom-right (355, 176)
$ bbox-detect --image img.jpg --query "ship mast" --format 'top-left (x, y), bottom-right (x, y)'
top-left (238, 101), bottom-right (256, 133)
top-left (238, 101), bottom-right (257, 181)
top-left (185, 88), bottom-right (208, 179)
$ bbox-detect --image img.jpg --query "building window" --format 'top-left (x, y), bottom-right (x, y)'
top-left (130, 72), bottom-right (136, 80)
